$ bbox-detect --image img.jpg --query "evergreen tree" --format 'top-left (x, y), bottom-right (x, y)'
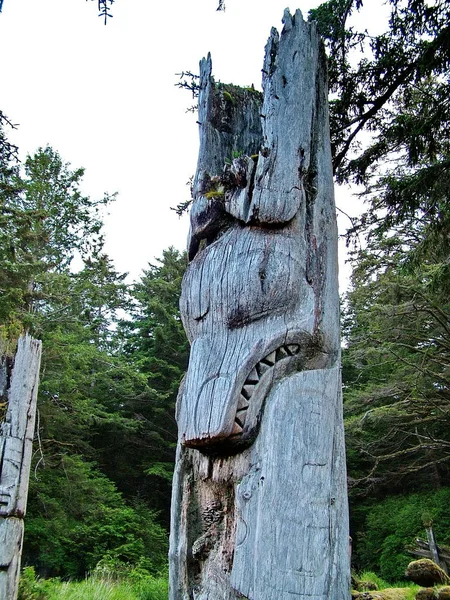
top-left (307, 0), bottom-right (450, 491)
top-left (106, 248), bottom-right (189, 526)
top-left (0, 140), bottom-right (170, 577)
top-left (309, 1), bottom-right (449, 570)
top-left (0, 146), bottom-right (112, 336)
top-left (310, 0), bottom-right (450, 190)
top-left (343, 207), bottom-right (450, 496)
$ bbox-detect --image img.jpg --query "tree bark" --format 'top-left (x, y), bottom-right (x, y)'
top-left (169, 9), bottom-right (350, 599)
top-left (0, 334), bottom-right (42, 600)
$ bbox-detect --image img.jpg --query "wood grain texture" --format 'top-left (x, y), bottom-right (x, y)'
top-left (170, 8), bottom-right (350, 599)
top-left (231, 368), bottom-right (349, 600)
top-left (0, 518), bottom-right (23, 600)
top-left (170, 372), bottom-right (350, 600)
top-left (0, 335), bottom-right (42, 600)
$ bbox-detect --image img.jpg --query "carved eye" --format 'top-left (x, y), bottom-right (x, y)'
top-left (181, 227), bottom-right (306, 334)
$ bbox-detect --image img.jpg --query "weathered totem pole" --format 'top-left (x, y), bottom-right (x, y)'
top-left (169, 9), bottom-right (350, 600)
top-left (0, 335), bottom-right (42, 600)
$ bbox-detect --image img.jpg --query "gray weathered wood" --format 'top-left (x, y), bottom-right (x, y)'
top-left (230, 368), bottom-right (348, 599)
top-left (170, 9), bottom-right (350, 600)
top-left (0, 334), bottom-right (42, 600)
top-left (408, 531), bottom-right (450, 574)
top-left (0, 518), bottom-right (24, 600)
top-left (412, 538), bottom-right (450, 563)
top-left (426, 526), bottom-right (443, 570)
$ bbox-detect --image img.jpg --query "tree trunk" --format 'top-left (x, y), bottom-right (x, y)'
top-left (0, 334), bottom-right (42, 600)
top-left (169, 9), bottom-right (350, 599)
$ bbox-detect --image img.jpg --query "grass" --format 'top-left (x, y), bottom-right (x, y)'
top-left (354, 571), bottom-right (420, 600)
top-left (375, 588), bottom-right (419, 600)
top-left (357, 570), bottom-right (392, 589)
top-left (18, 567), bottom-right (168, 600)
top-left (48, 578), bottom-right (167, 600)
top-left (48, 580), bottom-right (137, 600)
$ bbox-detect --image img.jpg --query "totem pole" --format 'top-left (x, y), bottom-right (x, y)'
top-left (1, 335), bottom-right (42, 600)
top-left (169, 10), bottom-right (350, 600)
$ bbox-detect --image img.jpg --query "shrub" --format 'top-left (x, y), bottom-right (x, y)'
top-left (24, 456), bottom-right (168, 578)
top-left (353, 488), bottom-right (450, 582)
top-left (18, 567), bottom-right (55, 600)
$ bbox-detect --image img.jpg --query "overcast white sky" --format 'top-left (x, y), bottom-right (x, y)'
top-left (0, 0), bottom-right (387, 289)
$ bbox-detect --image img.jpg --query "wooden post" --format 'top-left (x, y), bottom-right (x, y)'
top-left (0, 334), bottom-right (42, 600)
top-left (426, 526), bottom-right (446, 573)
top-left (169, 9), bottom-right (350, 600)
top-left (408, 537), bottom-right (450, 572)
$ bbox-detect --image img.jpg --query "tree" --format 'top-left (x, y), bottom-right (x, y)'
top-left (0, 140), bottom-right (171, 577)
top-left (104, 248), bottom-right (189, 526)
top-left (306, 1), bottom-right (449, 572)
top-left (126, 248), bottom-right (188, 406)
top-left (1, 1), bottom-right (118, 23)
top-left (0, 146), bottom-right (113, 336)
top-left (24, 455), bottom-right (168, 578)
top-left (22, 251), bottom-right (174, 578)
top-left (89, 0), bottom-right (115, 24)
top-left (0, 118), bottom-right (23, 338)
top-left (309, 0), bottom-right (450, 184)
top-left (336, 67), bottom-right (449, 572)
top-left (305, 0), bottom-right (450, 487)
top-left (0, 112), bottom-right (18, 164)
top-left (342, 207), bottom-right (450, 496)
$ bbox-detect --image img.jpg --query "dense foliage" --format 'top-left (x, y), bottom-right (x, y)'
top-left (25, 457), bottom-right (168, 578)
top-left (0, 125), bottom-right (186, 578)
top-left (98, 248), bottom-right (188, 527)
top-left (353, 489), bottom-right (450, 581)
top-left (310, 0), bottom-right (450, 184)
top-left (343, 209), bottom-right (450, 496)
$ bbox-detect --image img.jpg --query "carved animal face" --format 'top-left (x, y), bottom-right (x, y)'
top-left (177, 42), bottom-right (339, 451)
top-left (177, 221), bottom-right (331, 450)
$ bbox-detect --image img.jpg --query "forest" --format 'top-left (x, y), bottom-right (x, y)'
top-left (0, 0), bottom-right (449, 598)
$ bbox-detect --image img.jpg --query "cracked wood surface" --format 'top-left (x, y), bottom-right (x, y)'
top-left (0, 335), bottom-right (42, 600)
top-left (170, 9), bottom-right (350, 600)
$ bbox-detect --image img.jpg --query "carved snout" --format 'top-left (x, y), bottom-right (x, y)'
top-left (177, 331), bottom-right (329, 451)
top-left (176, 336), bottom-right (249, 448)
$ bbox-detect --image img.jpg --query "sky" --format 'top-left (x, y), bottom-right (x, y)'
top-left (0, 0), bottom-right (387, 290)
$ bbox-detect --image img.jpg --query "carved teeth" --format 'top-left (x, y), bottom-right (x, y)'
top-left (286, 344), bottom-right (300, 355)
top-left (231, 422), bottom-right (243, 435)
top-left (233, 344), bottom-right (302, 439)
top-left (256, 361), bottom-right (271, 377)
top-left (242, 383), bottom-right (256, 399)
top-left (235, 409), bottom-right (247, 427)
top-left (262, 350), bottom-right (276, 366)
top-left (238, 394), bottom-right (249, 410)
top-left (245, 344), bottom-right (301, 394)
top-left (246, 367), bottom-right (259, 384)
